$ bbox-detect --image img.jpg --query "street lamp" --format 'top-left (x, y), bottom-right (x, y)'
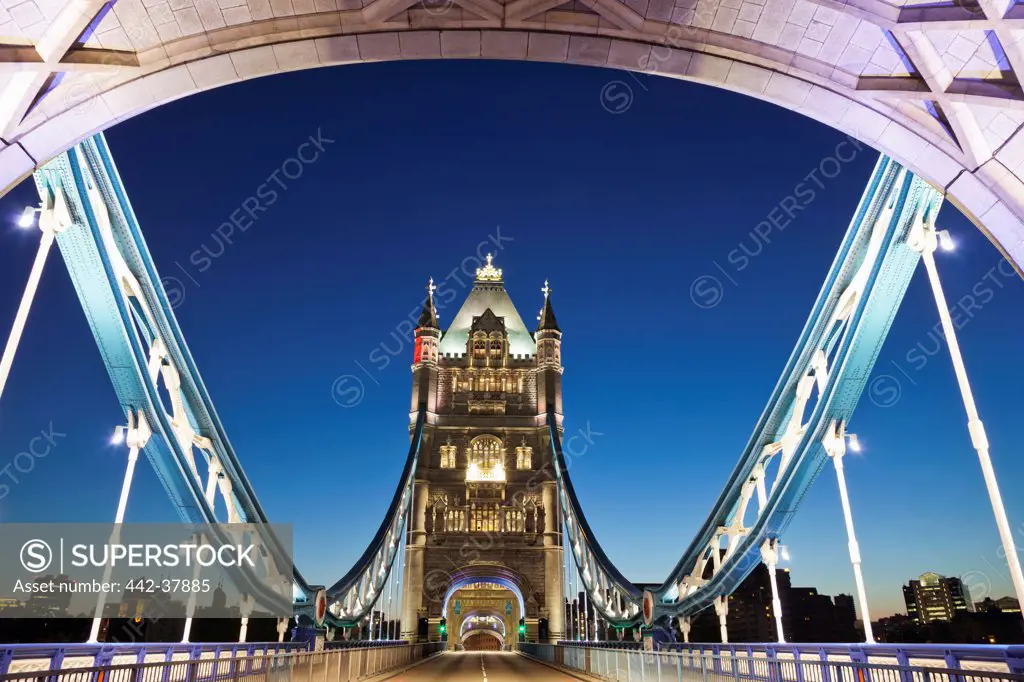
top-left (17, 205), bottom-right (40, 228)
top-left (846, 433), bottom-right (862, 453)
top-left (823, 419), bottom-right (874, 643)
top-left (936, 229), bottom-right (955, 252)
top-left (0, 193), bottom-right (71, 403)
top-left (909, 221), bottom-right (1024, 626)
top-left (89, 412), bottom-right (150, 643)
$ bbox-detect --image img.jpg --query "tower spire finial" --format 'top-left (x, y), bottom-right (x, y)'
top-left (475, 253), bottom-right (503, 282)
top-left (417, 276), bottom-right (439, 328)
top-left (536, 279), bottom-right (560, 332)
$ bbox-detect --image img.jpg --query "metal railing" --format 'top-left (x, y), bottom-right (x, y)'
top-left (662, 644), bottom-right (1024, 674)
top-left (0, 642), bottom-right (445, 682)
top-left (519, 644), bottom-right (1024, 682)
top-left (0, 644), bottom-right (306, 677)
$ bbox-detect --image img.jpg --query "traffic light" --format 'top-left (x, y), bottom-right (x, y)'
top-left (518, 617), bottom-right (526, 641)
top-left (439, 617), bottom-right (447, 640)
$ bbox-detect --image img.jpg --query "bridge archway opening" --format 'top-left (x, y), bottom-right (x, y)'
top-left (442, 575), bottom-right (524, 650)
top-left (442, 573), bottom-right (526, 619)
top-left (463, 629), bottom-right (504, 651)
top-left (460, 612), bottom-right (506, 639)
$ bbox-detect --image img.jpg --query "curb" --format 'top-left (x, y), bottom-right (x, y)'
top-left (515, 650), bottom-right (605, 681)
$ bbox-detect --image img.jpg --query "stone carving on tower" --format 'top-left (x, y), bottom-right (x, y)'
top-left (402, 255), bottom-right (565, 646)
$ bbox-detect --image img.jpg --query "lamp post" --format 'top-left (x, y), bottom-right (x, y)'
top-left (760, 539), bottom-right (787, 643)
top-left (0, 194), bottom-right (72, 402)
top-left (908, 221), bottom-right (1024, 623)
top-left (88, 413), bottom-right (151, 643)
top-left (823, 420), bottom-right (874, 643)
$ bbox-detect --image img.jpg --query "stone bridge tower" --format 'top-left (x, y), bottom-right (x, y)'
top-left (401, 255), bottom-right (565, 646)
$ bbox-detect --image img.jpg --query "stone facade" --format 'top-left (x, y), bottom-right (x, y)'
top-left (400, 257), bottom-right (565, 644)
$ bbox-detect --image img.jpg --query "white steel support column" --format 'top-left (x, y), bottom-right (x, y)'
top-left (384, 560), bottom-right (390, 640)
top-left (910, 224), bottom-right (1024, 621)
top-left (564, 544), bottom-right (572, 640)
top-left (88, 412), bottom-right (151, 643)
top-left (396, 516), bottom-right (406, 639)
top-left (184, 461), bottom-right (221, 643)
top-left (582, 577), bottom-right (589, 641)
top-left (378, 567), bottom-right (387, 640)
top-left (823, 421), bottom-right (874, 643)
top-left (677, 616), bottom-right (691, 643)
top-left (0, 195), bottom-right (71, 403)
top-left (370, 586), bottom-right (377, 641)
top-left (713, 596), bottom-right (728, 644)
top-left (239, 596), bottom-right (253, 643)
top-left (572, 562), bottom-right (579, 640)
top-left (277, 618), bottom-right (288, 643)
top-left (760, 539), bottom-right (786, 643)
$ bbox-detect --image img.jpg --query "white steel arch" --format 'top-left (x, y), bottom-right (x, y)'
top-left (2, 3), bottom-right (1024, 273)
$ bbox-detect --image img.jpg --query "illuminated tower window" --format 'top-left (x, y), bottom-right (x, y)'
top-left (489, 332), bottom-right (504, 359)
top-left (516, 440), bottom-right (533, 470)
top-left (440, 438), bottom-right (457, 469)
top-left (473, 333), bottom-right (487, 359)
top-left (466, 435), bottom-right (505, 481)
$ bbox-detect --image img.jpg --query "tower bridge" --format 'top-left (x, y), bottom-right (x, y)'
top-left (0, 134), bottom-right (1022, 680)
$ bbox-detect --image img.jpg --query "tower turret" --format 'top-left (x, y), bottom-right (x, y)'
top-left (411, 278), bottom-right (440, 415)
top-left (535, 280), bottom-right (563, 416)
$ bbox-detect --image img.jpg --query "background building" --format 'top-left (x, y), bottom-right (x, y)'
top-left (974, 596), bottom-right (1021, 614)
top-left (687, 564), bottom-right (856, 642)
top-left (903, 572), bottom-right (972, 625)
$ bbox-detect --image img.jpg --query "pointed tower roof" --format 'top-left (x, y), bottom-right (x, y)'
top-left (417, 277), bottom-right (439, 329)
top-left (536, 280), bottom-right (560, 333)
top-left (438, 255), bottom-right (535, 356)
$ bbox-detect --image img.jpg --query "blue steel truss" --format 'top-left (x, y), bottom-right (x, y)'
top-left (549, 155), bottom-right (944, 626)
top-left (32, 134), bottom-right (419, 626)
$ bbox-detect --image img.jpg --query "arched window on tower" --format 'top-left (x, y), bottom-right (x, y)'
top-left (440, 437), bottom-right (457, 469)
top-left (488, 332), bottom-right (504, 360)
top-left (472, 333), bottom-right (487, 360)
top-left (466, 435), bottom-right (505, 481)
top-left (516, 439), bottom-right (533, 470)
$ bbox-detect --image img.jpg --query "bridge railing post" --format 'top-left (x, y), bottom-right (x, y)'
top-left (793, 650), bottom-right (806, 682)
top-left (766, 647), bottom-right (778, 682)
top-left (848, 649), bottom-right (870, 682)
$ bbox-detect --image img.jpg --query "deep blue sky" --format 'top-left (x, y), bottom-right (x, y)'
top-left (1, 59), bottom-right (1022, 620)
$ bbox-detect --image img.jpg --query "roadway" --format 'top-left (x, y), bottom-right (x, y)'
top-left (375, 651), bottom-right (583, 681)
